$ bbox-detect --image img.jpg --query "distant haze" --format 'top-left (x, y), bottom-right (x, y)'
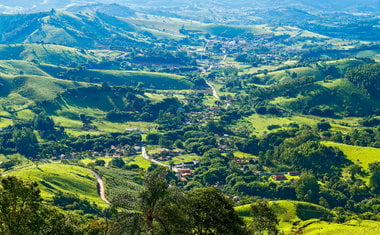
top-left (1, 0), bottom-right (379, 14)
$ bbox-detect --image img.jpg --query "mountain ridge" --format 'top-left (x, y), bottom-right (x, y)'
top-left (1, 1), bottom-right (379, 14)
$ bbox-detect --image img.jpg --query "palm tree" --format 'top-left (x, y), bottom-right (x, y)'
top-left (109, 167), bottom-right (189, 234)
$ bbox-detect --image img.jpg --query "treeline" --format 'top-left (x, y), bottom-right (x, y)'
top-left (345, 63), bottom-right (380, 98)
top-left (0, 126), bottom-right (142, 161)
top-left (0, 168), bottom-right (280, 235)
top-left (129, 48), bottom-right (197, 66)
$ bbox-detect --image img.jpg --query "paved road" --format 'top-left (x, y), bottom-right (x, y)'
top-left (141, 147), bottom-right (178, 171)
top-left (87, 169), bottom-right (111, 205)
top-left (205, 81), bottom-right (231, 109)
top-left (206, 81), bottom-right (220, 100)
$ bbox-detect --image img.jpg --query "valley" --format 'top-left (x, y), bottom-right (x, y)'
top-left (0, 1), bottom-right (379, 234)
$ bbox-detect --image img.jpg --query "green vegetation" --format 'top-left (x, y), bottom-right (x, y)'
top-left (8, 163), bottom-right (106, 206)
top-left (1, 4), bottom-right (380, 234)
top-left (236, 200), bottom-right (333, 234)
top-left (38, 64), bottom-right (192, 89)
top-left (0, 44), bottom-right (101, 66)
top-left (323, 142), bottom-right (380, 169)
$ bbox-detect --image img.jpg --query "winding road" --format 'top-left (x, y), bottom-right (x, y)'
top-left (141, 147), bottom-right (180, 172)
top-left (205, 81), bottom-right (231, 109)
top-left (206, 81), bottom-right (220, 100)
top-left (87, 169), bottom-right (111, 205)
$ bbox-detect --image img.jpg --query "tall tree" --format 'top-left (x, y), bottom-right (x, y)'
top-left (249, 201), bottom-right (279, 235)
top-left (109, 167), bottom-right (189, 234)
top-left (295, 172), bottom-right (320, 203)
top-left (187, 187), bottom-right (248, 235)
top-left (369, 162), bottom-right (380, 194)
top-left (12, 127), bottom-right (39, 159)
top-left (0, 176), bottom-right (91, 234)
top-left (0, 176), bottom-right (45, 234)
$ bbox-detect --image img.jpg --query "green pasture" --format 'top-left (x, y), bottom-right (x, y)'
top-left (162, 154), bottom-right (200, 165)
top-left (233, 151), bottom-right (257, 159)
top-left (127, 156), bottom-right (152, 170)
top-left (322, 142), bottom-right (380, 170)
top-left (8, 163), bottom-right (108, 207)
top-left (301, 220), bottom-right (380, 235)
top-left (235, 200), bottom-right (333, 234)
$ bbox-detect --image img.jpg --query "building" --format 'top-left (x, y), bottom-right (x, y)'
top-left (287, 171), bottom-right (300, 176)
top-left (272, 174), bottom-right (287, 181)
top-left (177, 168), bottom-right (192, 176)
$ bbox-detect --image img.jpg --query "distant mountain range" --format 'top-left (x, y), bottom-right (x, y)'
top-left (1, 0), bottom-right (379, 14)
top-left (0, 10), bottom-right (150, 48)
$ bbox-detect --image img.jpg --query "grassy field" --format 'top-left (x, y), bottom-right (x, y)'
top-left (234, 200), bottom-right (380, 234)
top-left (303, 220), bottom-right (380, 235)
top-left (301, 220), bottom-right (380, 235)
top-left (269, 174), bottom-right (300, 183)
top-left (94, 120), bottom-right (157, 133)
top-left (79, 157), bottom-right (113, 166)
top-left (235, 200), bottom-right (333, 234)
top-left (0, 44), bottom-right (101, 66)
top-left (322, 142), bottom-right (380, 169)
top-left (162, 153), bottom-right (200, 165)
top-left (233, 151), bottom-right (257, 159)
top-left (255, 58), bottom-right (368, 84)
top-left (53, 114), bottom-right (157, 136)
top-left (38, 64), bottom-right (192, 90)
top-left (240, 114), bottom-right (319, 136)
top-left (239, 113), bottom-right (360, 136)
top-left (127, 156), bottom-right (152, 170)
top-left (8, 162), bottom-right (108, 207)
top-left (236, 199), bottom-right (380, 234)
top-left (0, 117), bottom-right (13, 128)
top-left (0, 60), bottom-right (50, 76)
top-left (0, 153), bottom-right (28, 168)
top-left (0, 69), bottom-right (84, 107)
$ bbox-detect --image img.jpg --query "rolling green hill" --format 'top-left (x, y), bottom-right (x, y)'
top-left (249, 61), bottom-right (380, 117)
top-left (0, 10), bottom-right (149, 49)
top-left (322, 142), bottom-right (380, 170)
top-left (235, 200), bottom-right (380, 234)
top-left (235, 200), bottom-right (333, 234)
top-left (0, 69), bottom-right (85, 111)
top-left (38, 64), bottom-right (192, 89)
top-left (8, 162), bottom-right (108, 207)
top-left (0, 44), bottom-right (101, 66)
top-left (257, 58), bottom-right (369, 84)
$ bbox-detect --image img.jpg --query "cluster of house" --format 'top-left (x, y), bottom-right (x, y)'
top-left (107, 145), bottom-right (141, 158)
top-left (186, 107), bottom-right (223, 124)
top-left (53, 145), bottom-right (141, 160)
top-left (218, 144), bottom-right (234, 153)
top-left (271, 171), bottom-right (300, 181)
top-left (173, 160), bottom-right (200, 181)
top-left (254, 171), bottom-right (301, 181)
top-left (151, 148), bottom-right (187, 161)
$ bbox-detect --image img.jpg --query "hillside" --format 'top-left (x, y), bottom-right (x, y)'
top-left (323, 142), bottom-right (380, 170)
top-left (235, 200), bottom-right (380, 234)
top-left (2, 1), bottom-right (379, 14)
top-left (8, 162), bottom-right (107, 206)
top-left (0, 67), bottom-right (85, 111)
top-left (235, 200), bottom-right (333, 234)
top-left (38, 64), bottom-right (192, 89)
top-left (0, 44), bottom-right (101, 66)
top-left (0, 10), bottom-right (148, 48)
